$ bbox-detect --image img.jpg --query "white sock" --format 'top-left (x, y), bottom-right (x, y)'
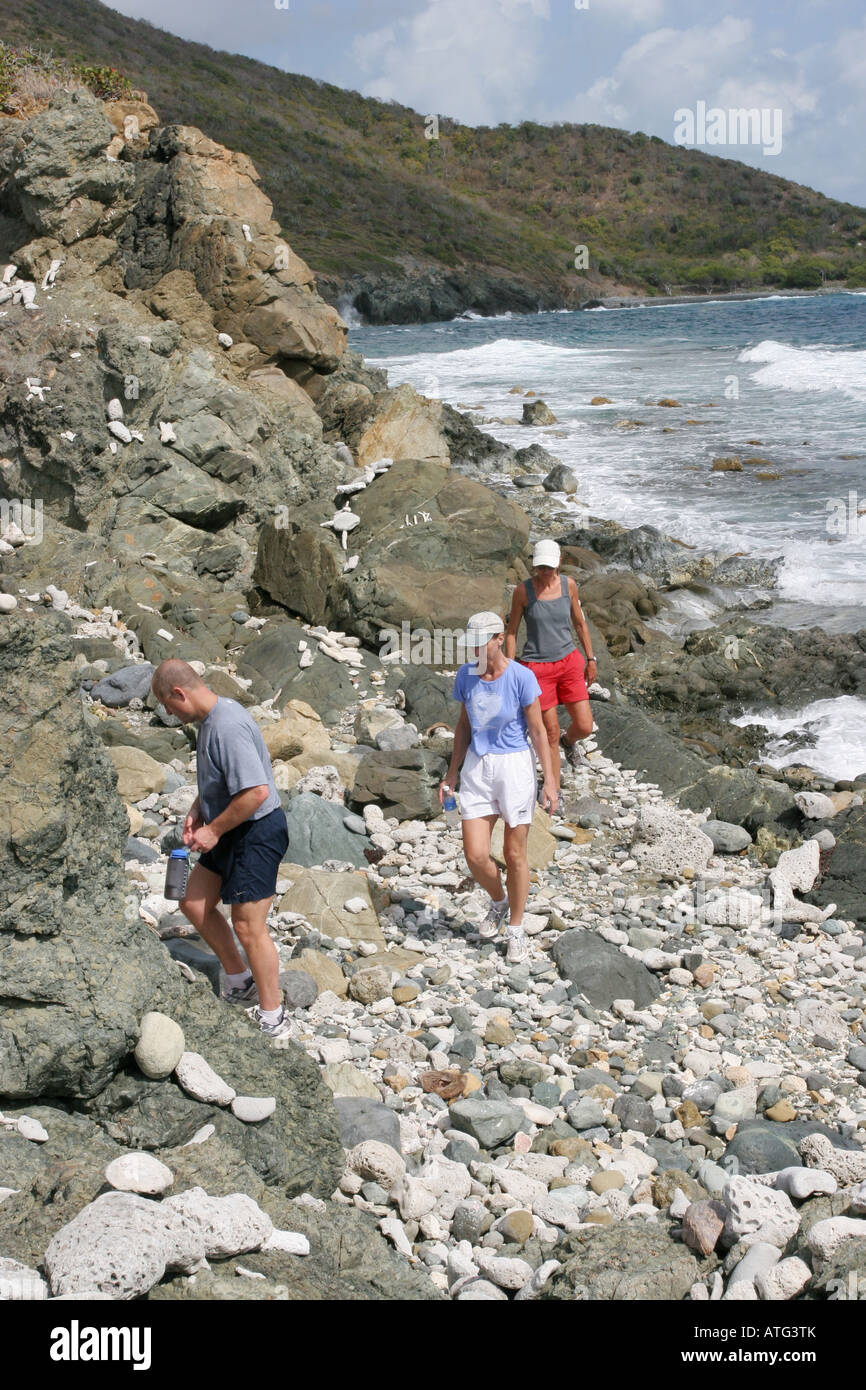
top-left (508, 921), bottom-right (524, 934)
top-left (491, 895), bottom-right (507, 907)
top-left (258, 1004), bottom-right (283, 1024)
top-left (226, 969), bottom-right (252, 987)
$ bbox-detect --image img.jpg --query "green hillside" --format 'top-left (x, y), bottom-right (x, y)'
top-left (3, 0), bottom-right (866, 317)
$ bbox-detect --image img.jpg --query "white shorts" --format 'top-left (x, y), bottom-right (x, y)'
top-left (459, 747), bottom-right (536, 827)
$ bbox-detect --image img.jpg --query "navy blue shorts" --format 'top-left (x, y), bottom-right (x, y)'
top-left (197, 807), bottom-right (289, 904)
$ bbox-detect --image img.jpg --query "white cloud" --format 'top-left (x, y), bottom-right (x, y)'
top-left (832, 20), bottom-right (866, 87)
top-left (556, 15), bottom-right (818, 153)
top-left (591, 0), bottom-right (667, 26)
top-left (350, 0), bottom-right (551, 125)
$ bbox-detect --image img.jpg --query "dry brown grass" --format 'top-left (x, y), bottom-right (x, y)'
top-left (2, 68), bottom-right (89, 118)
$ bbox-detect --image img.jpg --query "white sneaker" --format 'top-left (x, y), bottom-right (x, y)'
top-left (506, 927), bottom-right (529, 964)
top-left (562, 736), bottom-right (592, 770)
top-left (478, 897), bottom-right (509, 940)
top-left (246, 1005), bottom-right (291, 1039)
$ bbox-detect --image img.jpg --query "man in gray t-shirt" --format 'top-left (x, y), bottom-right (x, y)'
top-left (195, 697), bottom-right (281, 825)
top-left (151, 660), bottom-right (290, 1039)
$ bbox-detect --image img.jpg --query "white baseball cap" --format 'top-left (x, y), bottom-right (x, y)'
top-left (465, 610), bottom-right (504, 673)
top-left (532, 539), bottom-right (561, 568)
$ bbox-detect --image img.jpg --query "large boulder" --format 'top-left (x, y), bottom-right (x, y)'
top-left (91, 663), bottom-right (156, 708)
top-left (356, 384), bottom-right (450, 466)
top-left (630, 804), bottom-right (714, 877)
top-left (282, 792), bottom-right (371, 868)
top-left (573, 571), bottom-right (661, 657)
top-left (394, 666), bottom-right (457, 733)
top-left (592, 703), bottom-right (798, 839)
top-left (491, 802), bottom-right (557, 870)
top-left (278, 867), bottom-right (385, 947)
top-left (552, 931), bottom-right (661, 1010)
top-left (261, 701), bottom-right (330, 760)
top-left (0, 612), bottom-right (184, 1100)
top-left (2, 89), bottom-right (134, 243)
top-left (238, 622), bottom-right (356, 721)
top-left (807, 804), bottom-right (866, 925)
top-left (350, 748), bottom-right (447, 821)
top-left (253, 459), bottom-right (530, 646)
top-left (107, 745), bottom-right (168, 801)
top-left (538, 1222), bottom-right (699, 1300)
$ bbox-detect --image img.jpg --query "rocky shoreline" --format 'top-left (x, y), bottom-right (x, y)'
top-left (2, 89), bottom-right (866, 1304)
top-left (317, 268), bottom-right (853, 327)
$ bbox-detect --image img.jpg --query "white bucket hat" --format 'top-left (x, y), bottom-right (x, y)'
top-left (464, 610), bottom-right (504, 674)
top-left (532, 539), bottom-right (561, 568)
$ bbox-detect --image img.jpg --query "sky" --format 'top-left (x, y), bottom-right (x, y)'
top-left (105, 0), bottom-right (866, 205)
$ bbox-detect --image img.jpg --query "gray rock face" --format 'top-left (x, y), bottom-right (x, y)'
top-left (0, 87), bottom-right (349, 599)
top-left (592, 703), bottom-right (796, 837)
top-left (147, 1197), bottom-right (442, 1301)
top-left (350, 748), bottom-right (448, 821)
top-left (552, 930), bottom-right (661, 1010)
top-left (539, 1222), bottom-right (698, 1300)
top-left (98, 719), bottom-right (191, 767)
top-left (254, 459), bottom-right (529, 648)
top-left (239, 622), bottom-right (357, 719)
top-left (283, 792), bottom-right (371, 868)
top-left (3, 90), bottom-right (134, 243)
top-left (448, 1097), bottom-right (523, 1149)
top-left (0, 612), bottom-right (186, 1100)
top-left (165, 938), bottom-right (222, 993)
top-left (809, 804), bottom-right (866, 926)
top-left (91, 663), bottom-right (156, 707)
top-left (395, 666), bottom-right (457, 735)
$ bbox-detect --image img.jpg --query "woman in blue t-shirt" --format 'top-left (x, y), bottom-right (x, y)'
top-left (439, 610), bottom-right (558, 963)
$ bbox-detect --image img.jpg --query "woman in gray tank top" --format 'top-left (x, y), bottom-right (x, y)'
top-left (505, 538), bottom-right (597, 790)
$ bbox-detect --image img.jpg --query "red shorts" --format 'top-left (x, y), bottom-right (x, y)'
top-left (520, 649), bottom-right (588, 712)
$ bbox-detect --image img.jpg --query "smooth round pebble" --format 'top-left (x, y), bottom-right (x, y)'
top-left (231, 1096), bottom-right (276, 1123)
top-left (105, 1152), bottom-right (174, 1195)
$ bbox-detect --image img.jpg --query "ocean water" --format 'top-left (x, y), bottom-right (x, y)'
top-left (351, 292), bottom-right (866, 779)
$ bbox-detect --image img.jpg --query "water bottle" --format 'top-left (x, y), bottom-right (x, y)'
top-left (442, 787), bottom-right (460, 828)
top-left (164, 848), bottom-right (190, 900)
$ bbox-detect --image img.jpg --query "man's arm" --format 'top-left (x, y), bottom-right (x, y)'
top-left (181, 796), bottom-right (204, 846)
top-left (568, 578), bottom-right (597, 683)
top-left (188, 785), bottom-right (270, 851)
top-left (440, 705), bottom-right (472, 802)
top-left (504, 583), bottom-right (526, 660)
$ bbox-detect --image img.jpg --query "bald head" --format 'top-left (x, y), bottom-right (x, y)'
top-left (151, 659), bottom-right (206, 703)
